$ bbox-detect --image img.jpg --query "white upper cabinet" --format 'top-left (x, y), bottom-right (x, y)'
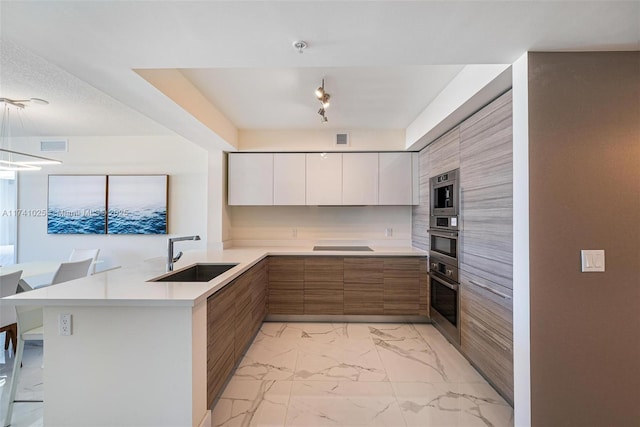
top-left (306, 153), bottom-right (342, 205)
top-left (342, 153), bottom-right (378, 205)
top-left (379, 152), bottom-right (413, 205)
top-left (228, 151), bottom-right (418, 206)
top-left (228, 153), bottom-right (274, 206)
top-left (273, 153), bottom-right (306, 205)
top-left (412, 152), bottom-right (420, 205)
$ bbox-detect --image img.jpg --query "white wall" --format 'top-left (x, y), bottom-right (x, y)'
top-left (239, 129), bottom-right (406, 151)
top-left (17, 135), bottom-right (208, 270)
top-left (512, 53), bottom-right (531, 426)
top-left (43, 305), bottom-right (198, 426)
top-left (229, 205), bottom-right (412, 247)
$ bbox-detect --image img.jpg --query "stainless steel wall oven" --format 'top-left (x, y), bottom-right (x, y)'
top-left (429, 229), bottom-right (458, 265)
top-left (429, 255), bottom-right (460, 344)
top-left (429, 168), bottom-right (461, 345)
top-left (430, 168), bottom-right (459, 231)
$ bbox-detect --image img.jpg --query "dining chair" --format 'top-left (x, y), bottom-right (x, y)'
top-left (0, 270), bottom-right (22, 351)
top-left (3, 305), bottom-right (43, 427)
top-left (51, 258), bottom-right (92, 285)
top-left (68, 248), bottom-right (100, 275)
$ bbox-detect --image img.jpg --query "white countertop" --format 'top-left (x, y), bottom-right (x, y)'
top-left (1, 246), bottom-right (427, 308)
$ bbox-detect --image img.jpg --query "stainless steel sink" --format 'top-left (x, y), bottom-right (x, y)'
top-left (149, 263), bottom-right (238, 282)
top-left (312, 246), bottom-right (373, 251)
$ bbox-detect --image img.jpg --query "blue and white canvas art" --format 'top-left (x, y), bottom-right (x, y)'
top-left (48, 175), bottom-right (107, 234)
top-left (107, 175), bottom-right (168, 235)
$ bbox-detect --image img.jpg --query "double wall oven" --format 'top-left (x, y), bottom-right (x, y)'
top-left (429, 169), bottom-right (461, 345)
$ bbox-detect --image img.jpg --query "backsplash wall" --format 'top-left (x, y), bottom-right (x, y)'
top-left (229, 205), bottom-right (411, 246)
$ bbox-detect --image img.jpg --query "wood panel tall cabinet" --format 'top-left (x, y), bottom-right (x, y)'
top-left (459, 89), bottom-right (514, 403)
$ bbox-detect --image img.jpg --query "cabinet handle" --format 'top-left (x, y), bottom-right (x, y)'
top-left (469, 280), bottom-right (511, 300)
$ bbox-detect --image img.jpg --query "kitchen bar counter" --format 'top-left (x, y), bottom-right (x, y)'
top-left (1, 246), bottom-right (426, 308)
top-left (0, 245), bottom-right (426, 427)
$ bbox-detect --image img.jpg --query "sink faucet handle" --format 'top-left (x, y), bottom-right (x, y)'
top-left (172, 251), bottom-right (183, 263)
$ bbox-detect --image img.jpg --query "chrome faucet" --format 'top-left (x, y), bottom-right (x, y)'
top-left (167, 235), bottom-right (201, 271)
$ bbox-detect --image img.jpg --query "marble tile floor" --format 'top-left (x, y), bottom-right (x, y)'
top-left (0, 324), bottom-right (514, 427)
top-left (0, 338), bottom-right (43, 427)
top-left (213, 322), bottom-right (514, 427)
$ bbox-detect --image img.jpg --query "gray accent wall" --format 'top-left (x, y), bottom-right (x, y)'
top-left (528, 51), bottom-right (640, 426)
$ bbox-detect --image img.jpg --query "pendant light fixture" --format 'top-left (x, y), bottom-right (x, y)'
top-left (0, 97), bottom-right (62, 171)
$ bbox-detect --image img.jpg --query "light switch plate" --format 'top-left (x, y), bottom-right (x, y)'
top-left (581, 249), bottom-right (605, 272)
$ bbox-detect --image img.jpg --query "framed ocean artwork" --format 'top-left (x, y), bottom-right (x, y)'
top-left (47, 175), bottom-right (107, 234)
top-left (106, 175), bottom-right (168, 235)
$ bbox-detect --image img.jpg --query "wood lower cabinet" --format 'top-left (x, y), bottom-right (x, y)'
top-left (207, 260), bottom-right (268, 408)
top-left (268, 257), bottom-right (304, 314)
top-left (267, 256), bottom-right (427, 317)
top-left (234, 271), bottom-right (253, 364)
top-left (206, 283), bottom-right (235, 408)
top-left (344, 257), bottom-right (384, 315)
top-left (304, 257), bottom-right (344, 314)
top-left (250, 259), bottom-right (268, 332)
top-left (383, 257), bottom-right (422, 315)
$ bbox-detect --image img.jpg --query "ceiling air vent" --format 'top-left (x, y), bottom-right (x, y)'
top-left (40, 140), bottom-right (68, 152)
top-left (335, 133), bottom-right (349, 146)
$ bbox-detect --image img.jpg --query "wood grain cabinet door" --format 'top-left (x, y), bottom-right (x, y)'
top-left (234, 272), bottom-right (253, 363)
top-left (206, 284), bottom-right (236, 408)
top-left (383, 257), bottom-right (422, 315)
top-left (460, 277), bottom-right (513, 403)
top-left (343, 257), bottom-right (384, 315)
top-left (459, 90), bottom-right (513, 290)
top-left (303, 257), bottom-right (344, 314)
top-left (250, 259), bottom-right (268, 332)
top-left (268, 257), bottom-right (304, 314)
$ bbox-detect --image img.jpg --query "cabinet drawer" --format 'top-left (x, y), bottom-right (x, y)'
top-left (383, 277), bottom-right (420, 315)
top-left (268, 289), bottom-right (303, 315)
top-left (383, 257), bottom-right (423, 278)
top-left (269, 256), bottom-right (305, 282)
top-left (344, 283), bottom-right (384, 315)
top-left (304, 281), bottom-right (343, 315)
top-left (304, 257), bottom-right (344, 282)
top-left (344, 257), bottom-right (383, 283)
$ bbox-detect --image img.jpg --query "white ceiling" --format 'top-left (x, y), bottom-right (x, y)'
top-left (180, 66), bottom-right (465, 129)
top-left (0, 1), bottom-right (638, 147)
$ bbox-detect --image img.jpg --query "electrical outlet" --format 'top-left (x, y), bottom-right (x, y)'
top-left (59, 314), bottom-right (72, 336)
top-left (385, 228), bottom-right (393, 237)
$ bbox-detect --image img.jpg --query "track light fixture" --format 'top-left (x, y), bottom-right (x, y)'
top-left (315, 79), bottom-right (331, 123)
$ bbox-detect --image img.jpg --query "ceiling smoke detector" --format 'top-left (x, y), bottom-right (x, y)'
top-left (293, 40), bottom-right (307, 54)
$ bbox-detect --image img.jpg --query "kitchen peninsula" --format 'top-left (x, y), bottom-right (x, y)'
top-left (2, 246), bottom-right (427, 427)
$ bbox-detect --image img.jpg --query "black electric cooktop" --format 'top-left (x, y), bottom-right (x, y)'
top-left (312, 246), bottom-right (374, 252)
